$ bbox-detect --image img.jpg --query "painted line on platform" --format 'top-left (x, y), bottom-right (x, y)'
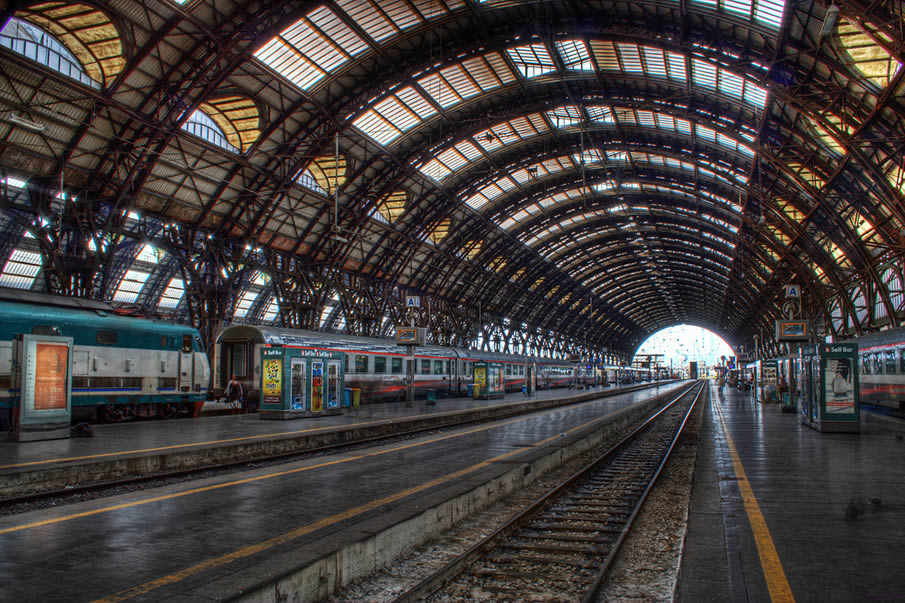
top-left (714, 394), bottom-right (795, 603)
top-left (0, 398), bottom-right (610, 536)
top-left (0, 394), bottom-right (597, 469)
top-left (90, 423), bottom-right (592, 602)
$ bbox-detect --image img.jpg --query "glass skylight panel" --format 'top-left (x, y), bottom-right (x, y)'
top-left (587, 106), bottom-right (614, 123)
top-left (618, 43), bottom-right (644, 74)
top-left (574, 149), bottom-right (605, 165)
top-left (556, 40), bottom-right (594, 71)
top-left (254, 7), bottom-right (367, 92)
top-left (547, 105), bottom-right (583, 128)
top-left (724, 0), bottom-right (754, 19)
top-left (233, 290), bottom-right (259, 319)
top-left (113, 270), bottom-right (149, 304)
top-left (641, 47), bottom-right (669, 77)
top-left (0, 249), bottom-right (41, 289)
top-left (352, 110), bottom-right (396, 144)
top-left (158, 277), bottom-right (185, 309)
top-left (506, 44), bottom-right (556, 78)
top-left (262, 298), bottom-right (280, 322)
top-left (337, 0), bottom-right (398, 42)
top-left (440, 64), bottom-right (481, 100)
top-left (135, 244), bottom-right (158, 264)
top-left (418, 71), bottom-right (461, 108)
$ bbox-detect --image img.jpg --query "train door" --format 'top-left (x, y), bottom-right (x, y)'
top-left (179, 334), bottom-right (194, 393)
top-left (526, 363), bottom-right (535, 395)
top-left (220, 340), bottom-right (253, 392)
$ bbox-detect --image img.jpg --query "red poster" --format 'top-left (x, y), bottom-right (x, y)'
top-left (34, 343), bottom-right (68, 410)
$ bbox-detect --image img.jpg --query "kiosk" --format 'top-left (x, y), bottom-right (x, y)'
top-left (799, 343), bottom-right (859, 433)
top-left (473, 360), bottom-right (505, 399)
top-left (258, 347), bottom-right (344, 419)
top-left (9, 333), bottom-right (73, 442)
top-left (755, 359), bottom-right (779, 403)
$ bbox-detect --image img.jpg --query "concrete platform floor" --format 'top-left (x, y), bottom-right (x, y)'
top-left (677, 383), bottom-right (905, 603)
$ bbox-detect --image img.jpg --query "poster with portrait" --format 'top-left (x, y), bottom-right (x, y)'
top-left (825, 357), bottom-right (854, 414)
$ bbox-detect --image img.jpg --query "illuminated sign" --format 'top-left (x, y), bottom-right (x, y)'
top-left (396, 327), bottom-right (425, 345)
top-left (775, 320), bottom-right (809, 342)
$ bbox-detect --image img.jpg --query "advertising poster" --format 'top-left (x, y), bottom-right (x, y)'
top-left (311, 361), bottom-right (323, 412)
top-left (263, 358), bottom-right (282, 405)
top-left (474, 366), bottom-right (486, 389)
top-left (825, 358), bottom-right (855, 414)
top-left (33, 342), bottom-right (69, 411)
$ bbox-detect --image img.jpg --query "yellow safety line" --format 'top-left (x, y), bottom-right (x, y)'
top-left (92, 427), bottom-right (581, 602)
top-left (0, 414), bottom-right (533, 535)
top-left (714, 395), bottom-right (795, 603)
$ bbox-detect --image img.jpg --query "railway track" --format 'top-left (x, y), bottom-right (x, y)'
top-left (392, 381), bottom-right (705, 602)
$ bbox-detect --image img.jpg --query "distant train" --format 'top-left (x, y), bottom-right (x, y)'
top-left (852, 326), bottom-right (905, 412)
top-left (213, 325), bottom-right (644, 410)
top-left (0, 289), bottom-right (210, 429)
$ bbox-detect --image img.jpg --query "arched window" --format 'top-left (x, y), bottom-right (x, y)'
top-left (182, 110), bottom-right (240, 153)
top-left (0, 17), bottom-right (100, 88)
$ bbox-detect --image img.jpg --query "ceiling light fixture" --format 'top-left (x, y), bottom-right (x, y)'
top-left (7, 113), bottom-right (46, 132)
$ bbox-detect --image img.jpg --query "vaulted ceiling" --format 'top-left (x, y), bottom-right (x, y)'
top-left (0, 0), bottom-right (903, 357)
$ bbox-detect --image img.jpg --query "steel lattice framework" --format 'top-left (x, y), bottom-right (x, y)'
top-left (0, 0), bottom-right (902, 361)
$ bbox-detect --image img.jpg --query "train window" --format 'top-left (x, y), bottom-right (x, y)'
top-left (873, 353), bottom-right (882, 374)
top-left (160, 336), bottom-right (169, 348)
top-left (421, 359), bottom-right (431, 374)
top-left (374, 356), bottom-right (387, 374)
top-left (345, 355), bottom-right (350, 372)
top-left (466, 362), bottom-right (472, 377)
top-left (900, 349), bottom-right (905, 374)
top-left (96, 330), bottom-right (118, 345)
top-left (391, 357), bottom-right (403, 374)
top-left (434, 360), bottom-right (443, 374)
top-left (355, 355), bottom-right (368, 374)
top-left (182, 335), bottom-right (192, 353)
top-left (861, 355), bottom-right (870, 375)
top-left (505, 364), bottom-right (512, 376)
top-left (886, 351), bottom-right (897, 375)
top-left (446, 360), bottom-right (452, 374)
top-left (31, 325), bottom-right (59, 336)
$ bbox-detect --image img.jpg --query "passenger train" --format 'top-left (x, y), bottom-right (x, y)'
top-left (0, 288), bottom-right (210, 429)
top-left (213, 324), bottom-right (642, 410)
top-left (852, 326), bottom-right (905, 412)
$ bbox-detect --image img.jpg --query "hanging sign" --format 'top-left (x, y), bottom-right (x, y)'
top-left (785, 284), bottom-right (801, 298)
top-left (406, 296), bottom-right (421, 308)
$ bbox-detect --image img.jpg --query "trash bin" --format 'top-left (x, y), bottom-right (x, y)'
top-left (466, 384), bottom-right (474, 398)
top-left (427, 389), bottom-right (436, 405)
top-left (350, 388), bottom-right (361, 408)
top-left (343, 388), bottom-right (351, 408)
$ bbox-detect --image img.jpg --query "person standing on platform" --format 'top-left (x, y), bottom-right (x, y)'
top-left (225, 374), bottom-right (244, 407)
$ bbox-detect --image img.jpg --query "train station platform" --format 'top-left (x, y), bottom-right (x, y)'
top-left (0, 382), bottom-right (655, 497)
top-left (0, 382), bottom-right (680, 602)
top-left (677, 382), bottom-right (905, 602)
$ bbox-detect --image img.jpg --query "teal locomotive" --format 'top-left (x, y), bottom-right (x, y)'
top-left (0, 288), bottom-right (210, 429)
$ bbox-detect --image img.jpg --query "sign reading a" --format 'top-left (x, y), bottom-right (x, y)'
top-left (785, 284), bottom-right (801, 298)
top-left (406, 295), bottom-right (420, 308)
